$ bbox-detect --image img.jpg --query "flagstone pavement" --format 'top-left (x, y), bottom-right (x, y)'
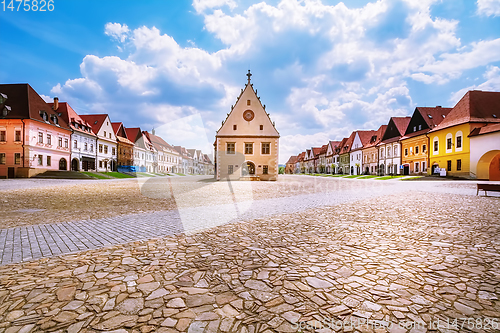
top-left (0, 176), bottom-right (499, 333)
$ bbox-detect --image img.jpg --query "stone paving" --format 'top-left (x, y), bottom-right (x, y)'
top-left (0, 176), bottom-right (499, 332)
top-left (0, 176), bottom-right (482, 266)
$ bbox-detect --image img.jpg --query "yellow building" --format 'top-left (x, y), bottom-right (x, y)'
top-left (214, 71), bottom-right (280, 181)
top-left (429, 90), bottom-right (500, 178)
top-left (400, 106), bottom-right (452, 175)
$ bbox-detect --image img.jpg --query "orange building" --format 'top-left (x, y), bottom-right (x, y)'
top-left (400, 106), bottom-right (452, 175)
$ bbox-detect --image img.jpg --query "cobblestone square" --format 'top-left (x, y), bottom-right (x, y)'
top-left (0, 175), bottom-right (499, 333)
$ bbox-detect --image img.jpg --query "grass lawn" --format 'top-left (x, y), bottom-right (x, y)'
top-left (343, 175), bottom-right (364, 178)
top-left (175, 173), bottom-right (186, 176)
top-left (81, 172), bottom-right (109, 179)
top-left (358, 175), bottom-right (379, 179)
top-left (136, 172), bottom-right (156, 177)
top-left (376, 175), bottom-right (407, 180)
top-left (401, 176), bottom-right (424, 180)
top-left (102, 172), bottom-right (135, 178)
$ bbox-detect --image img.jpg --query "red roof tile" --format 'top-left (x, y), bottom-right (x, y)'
top-left (50, 102), bottom-right (96, 136)
top-left (286, 156), bottom-right (298, 164)
top-left (415, 106), bottom-right (453, 129)
top-left (433, 90), bottom-right (500, 131)
top-left (0, 83), bottom-right (71, 131)
top-left (80, 114), bottom-right (108, 135)
top-left (468, 123), bottom-right (500, 137)
top-left (124, 127), bottom-right (141, 143)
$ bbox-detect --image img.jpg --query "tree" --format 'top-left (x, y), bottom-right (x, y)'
top-left (278, 166), bottom-right (285, 174)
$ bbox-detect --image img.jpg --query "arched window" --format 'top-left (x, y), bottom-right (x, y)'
top-left (455, 131), bottom-right (463, 152)
top-left (446, 133), bottom-right (453, 153)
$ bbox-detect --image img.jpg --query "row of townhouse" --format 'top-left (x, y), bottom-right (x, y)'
top-left (286, 90), bottom-right (500, 181)
top-left (0, 84), bottom-right (214, 178)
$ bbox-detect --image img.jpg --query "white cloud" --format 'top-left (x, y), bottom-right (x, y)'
top-left (50, 0), bottom-right (500, 163)
top-left (192, 0), bottom-right (237, 13)
top-left (477, 0), bottom-right (500, 17)
top-left (104, 23), bottom-right (130, 42)
top-left (450, 66), bottom-right (500, 103)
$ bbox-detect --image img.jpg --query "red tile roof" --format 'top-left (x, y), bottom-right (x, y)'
top-left (468, 123), bottom-right (500, 137)
top-left (326, 141), bottom-right (341, 156)
top-left (318, 144), bottom-right (328, 155)
top-left (363, 125), bottom-right (387, 148)
top-left (415, 106), bottom-right (453, 129)
top-left (340, 132), bottom-right (356, 154)
top-left (0, 83), bottom-right (71, 131)
top-left (433, 90), bottom-right (500, 132)
top-left (124, 127), bottom-right (141, 143)
top-left (286, 156), bottom-right (298, 164)
top-left (297, 152), bottom-right (306, 162)
top-left (80, 114), bottom-right (108, 135)
top-left (392, 116), bottom-right (412, 136)
top-left (312, 147), bottom-right (322, 158)
top-left (50, 102), bottom-right (96, 136)
top-left (145, 132), bottom-right (175, 151)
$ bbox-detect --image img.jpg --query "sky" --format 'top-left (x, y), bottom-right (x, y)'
top-left (1, 0), bottom-right (500, 164)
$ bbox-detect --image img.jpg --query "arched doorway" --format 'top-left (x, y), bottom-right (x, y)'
top-left (59, 158), bottom-right (67, 171)
top-left (71, 158), bottom-right (79, 171)
top-left (242, 161), bottom-right (255, 176)
top-left (477, 150), bottom-right (500, 180)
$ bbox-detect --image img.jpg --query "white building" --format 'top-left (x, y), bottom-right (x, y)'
top-left (80, 114), bottom-right (118, 172)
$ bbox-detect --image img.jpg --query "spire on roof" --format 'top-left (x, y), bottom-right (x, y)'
top-left (246, 70), bottom-right (252, 84)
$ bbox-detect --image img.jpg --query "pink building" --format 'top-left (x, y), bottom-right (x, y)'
top-left (0, 84), bottom-right (72, 178)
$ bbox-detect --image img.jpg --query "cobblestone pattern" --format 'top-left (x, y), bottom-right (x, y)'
top-left (0, 192), bottom-right (499, 332)
top-left (0, 178), bottom-right (482, 267)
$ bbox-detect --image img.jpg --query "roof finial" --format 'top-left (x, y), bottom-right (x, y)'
top-left (246, 69), bottom-right (252, 84)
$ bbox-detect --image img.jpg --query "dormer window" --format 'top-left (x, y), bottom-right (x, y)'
top-left (50, 114), bottom-right (59, 126)
top-left (2, 105), bottom-right (11, 117)
top-left (0, 93), bottom-right (7, 104)
top-left (39, 110), bottom-right (49, 121)
top-left (428, 114), bottom-right (433, 119)
top-left (493, 114), bottom-right (497, 118)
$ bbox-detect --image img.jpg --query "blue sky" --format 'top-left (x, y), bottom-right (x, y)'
top-left (1, 0), bottom-right (500, 163)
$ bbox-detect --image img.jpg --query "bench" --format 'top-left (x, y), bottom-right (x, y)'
top-left (477, 183), bottom-right (500, 196)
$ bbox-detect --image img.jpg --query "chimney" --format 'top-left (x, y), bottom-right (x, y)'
top-left (53, 97), bottom-right (59, 111)
top-left (436, 105), bottom-right (441, 108)
top-left (152, 128), bottom-right (155, 135)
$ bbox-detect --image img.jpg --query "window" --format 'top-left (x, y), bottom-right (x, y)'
top-left (14, 153), bottom-right (20, 165)
top-left (434, 140), bottom-right (438, 152)
top-left (262, 142), bottom-right (270, 155)
top-left (109, 133), bottom-right (111, 139)
top-left (90, 144), bottom-right (94, 152)
top-left (104, 146), bottom-right (108, 154)
top-left (99, 144), bottom-right (103, 153)
top-left (404, 148), bottom-right (408, 156)
top-left (233, 125), bottom-right (237, 130)
top-left (418, 125), bottom-right (422, 131)
top-left (74, 140), bottom-right (78, 149)
top-left (394, 147), bottom-right (398, 156)
top-left (104, 131), bottom-right (106, 137)
top-left (84, 143), bottom-right (88, 151)
top-left (247, 100), bottom-right (251, 105)
top-left (263, 165), bottom-right (269, 174)
top-left (112, 147), bottom-right (116, 156)
top-left (423, 144), bottom-right (426, 152)
top-left (47, 134), bottom-right (51, 145)
top-left (447, 160), bottom-right (452, 171)
top-left (0, 130), bottom-right (6, 142)
top-left (245, 143), bottom-right (253, 154)
top-left (456, 136), bottom-right (462, 148)
top-left (0, 153), bottom-right (5, 164)
top-left (260, 125), bottom-right (263, 130)
top-left (457, 159), bottom-right (462, 171)
top-left (447, 138), bottom-right (452, 150)
top-left (47, 156), bottom-right (51, 166)
top-left (228, 165), bottom-right (234, 174)
top-left (38, 132), bottom-right (43, 144)
top-left (415, 146), bottom-right (419, 154)
top-left (99, 161), bottom-right (103, 168)
top-left (15, 130), bottom-right (21, 142)
top-left (226, 142), bottom-right (235, 154)
top-left (58, 137), bottom-right (63, 147)
top-left (64, 139), bottom-right (68, 148)
top-left (415, 162), bottom-right (419, 173)
top-left (422, 162), bottom-right (426, 171)
top-left (413, 126), bottom-right (416, 132)
top-left (38, 155), bottom-right (43, 165)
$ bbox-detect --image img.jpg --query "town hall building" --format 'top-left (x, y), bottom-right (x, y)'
top-left (215, 71), bottom-right (279, 181)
